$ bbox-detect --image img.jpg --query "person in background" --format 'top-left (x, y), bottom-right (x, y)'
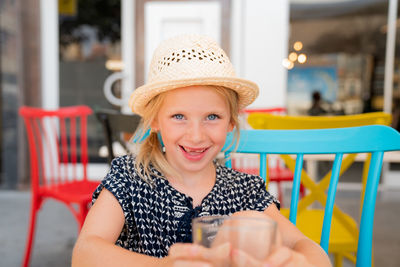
top-left (308, 90), bottom-right (327, 116)
top-left (72, 34), bottom-right (331, 267)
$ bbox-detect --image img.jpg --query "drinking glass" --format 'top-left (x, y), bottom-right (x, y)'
top-left (192, 215), bottom-right (277, 266)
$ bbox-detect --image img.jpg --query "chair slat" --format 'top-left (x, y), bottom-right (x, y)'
top-left (26, 118), bottom-right (40, 190)
top-left (49, 117), bottom-right (62, 183)
top-left (40, 118), bottom-right (55, 185)
top-left (356, 151), bottom-right (384, 267)
top-left (33, 118), bottom-right (47, 186)
top-left (60, 118), bottom-right (68, 182)
top-left (259, 153), bottom-right (267, 183)
top-left (70, 117), bottom-right (77, 181)
top-left (289, 154), bottom-right (303, 224)
top-left (320, 153), bottom-right (343, 252)
top-left (224, 152), bottom-right (232, 168)
top-left (81, 115), bottom-right (88, 180)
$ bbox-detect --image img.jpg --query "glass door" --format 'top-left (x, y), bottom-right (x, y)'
top-left (58, 0), bottom-right (121, 165)
top-left (41, 0), bottom-right (127, 178)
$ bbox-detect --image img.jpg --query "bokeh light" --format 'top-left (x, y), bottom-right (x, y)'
top-left (293, 41), bottom-right (303, 51)
top-left (288, 52), bottom-right (298, 62)
top-left (282, 58), bottom-right (294, 69)
top-left (297, 53), bottom-right (307, 64)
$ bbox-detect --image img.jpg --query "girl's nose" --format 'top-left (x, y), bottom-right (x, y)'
top-left (186, 122), bottom-right (205, 143)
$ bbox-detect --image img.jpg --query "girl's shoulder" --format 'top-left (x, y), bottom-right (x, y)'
top-left (109, 154), bottom-right (137, 176)
top-left (108, 154), bottom-right (162, 185)
top-left (216, 163), bottom-right (265, 186)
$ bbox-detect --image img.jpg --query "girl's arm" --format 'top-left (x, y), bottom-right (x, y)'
top-left (72, 189), bottom-right (213, 267)
top-left (264, 204), bottom-right (332, 267)
top-left (72, 189), bottom-right (164, 267)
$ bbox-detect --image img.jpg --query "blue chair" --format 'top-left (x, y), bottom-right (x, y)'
top-left (223, 125), bottom-right (400, 267)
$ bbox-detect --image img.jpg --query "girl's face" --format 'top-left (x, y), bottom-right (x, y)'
top-left (152, 85), bottom-right (234, 176)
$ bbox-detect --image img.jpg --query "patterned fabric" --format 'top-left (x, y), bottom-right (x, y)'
top-left (93, 155), bottom-right (279, 258)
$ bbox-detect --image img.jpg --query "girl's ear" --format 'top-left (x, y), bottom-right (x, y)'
top-left (228, 121), bottom-right (234, 132)
top-left (151, 118), bottom-right (159, 132)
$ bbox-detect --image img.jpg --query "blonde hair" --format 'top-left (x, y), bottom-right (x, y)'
top-left (133, 86), bottom-right (240, 183)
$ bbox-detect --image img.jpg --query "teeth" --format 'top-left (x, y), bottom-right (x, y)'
top-left (183, 146), bottom-right (206, 153)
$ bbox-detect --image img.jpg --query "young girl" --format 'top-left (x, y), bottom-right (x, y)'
top-left (72, 34), bottom-right (331, 267)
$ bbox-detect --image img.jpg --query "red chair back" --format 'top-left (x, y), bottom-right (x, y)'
top-left (19, 105), bottom-right (99, 267)
top-left (19, 105), bottom-right (92, 192)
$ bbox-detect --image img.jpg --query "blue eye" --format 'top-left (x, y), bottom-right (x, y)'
top-left (173, 114), bottom-right (184, 120)
top-left (207, 114), bottom-right (219, 120)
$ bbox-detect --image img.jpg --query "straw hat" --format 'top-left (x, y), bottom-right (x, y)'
top-left (129, 34), bottom-right (259, 115)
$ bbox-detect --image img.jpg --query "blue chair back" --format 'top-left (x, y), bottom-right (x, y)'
top-left (223, 125), bottom-right (400, 267)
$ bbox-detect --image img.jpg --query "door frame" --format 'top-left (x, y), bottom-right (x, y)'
top-left (134, 0), bottom-right (231, 89)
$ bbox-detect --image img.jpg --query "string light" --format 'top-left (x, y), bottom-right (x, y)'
top-left (282, 58), bottom-right (294, 69)
top-left (293, 41), bottom-right (303, 51)
top-left (298, 53), bottom-right (307, 64)
top-left (288, 52), bottom-right (298, 62)
top-left (283, 41), bottom-right (307, 69)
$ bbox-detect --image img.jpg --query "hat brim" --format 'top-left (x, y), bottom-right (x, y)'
top-left (129, 77), bottom-right (259, 116)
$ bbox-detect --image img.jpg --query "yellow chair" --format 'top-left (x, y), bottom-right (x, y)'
top-left (247, 112), bottom-right (392, 267)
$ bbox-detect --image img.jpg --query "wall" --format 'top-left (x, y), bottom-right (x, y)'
top-left (231, 0), bottom-right (289, 109)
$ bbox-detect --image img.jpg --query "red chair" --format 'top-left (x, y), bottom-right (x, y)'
top-left (19, 105), bottom-right (100, 267)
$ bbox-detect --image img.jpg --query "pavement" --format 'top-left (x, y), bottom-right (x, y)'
top-left (0, 190), bottom-right (77, 267)
top-left (1, 187), bottom-right (400, 267)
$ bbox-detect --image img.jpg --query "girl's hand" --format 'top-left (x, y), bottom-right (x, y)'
top-left (263, 246), bottom-right (316, 267)
top-left (166, 242), bottom-right (231, 267)
top-left (230, 246), bottom-right (316, 267)
top-left (263, 223), bottom-right (316, 267)
top-left (229, 230), bottom-right (316, 267)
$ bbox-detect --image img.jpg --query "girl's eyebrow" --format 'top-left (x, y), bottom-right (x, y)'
top-left (207, 108), bottom-right (228, 113)
top-left (166, 107), bottom-right (227, 113)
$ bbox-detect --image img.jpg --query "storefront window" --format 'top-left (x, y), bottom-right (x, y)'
top-left (59, 0), bottom-right (121, 162)
top-left (287, 1), bottom-right (390, 117)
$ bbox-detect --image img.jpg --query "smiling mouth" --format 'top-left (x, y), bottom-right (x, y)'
top-left (180, 145), bottom-right (208, 154)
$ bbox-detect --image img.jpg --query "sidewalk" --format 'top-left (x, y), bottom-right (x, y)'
top-left (0, 190), bottom-right (77, 267)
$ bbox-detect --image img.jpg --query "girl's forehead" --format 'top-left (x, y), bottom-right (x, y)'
top-left (164, 85), bottom-right (223, 100)
top-left (160, 86), bottom-right (230, 110)
top-left (166, 85), bottom-right (218, 94)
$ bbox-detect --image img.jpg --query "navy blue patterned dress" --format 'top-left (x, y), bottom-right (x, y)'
top-left (93, 155), bottom-right (279, 258)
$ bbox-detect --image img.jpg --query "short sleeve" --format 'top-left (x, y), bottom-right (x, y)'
top-left (246, 176), bottom-right (280, 211)
top-left (92, 157), bottom-right (135, 224)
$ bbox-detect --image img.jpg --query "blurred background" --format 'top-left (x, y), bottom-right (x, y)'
top-left (2, 0), bottom-right (400, 188)
top-left (1, 0), bottom-right (400, 266)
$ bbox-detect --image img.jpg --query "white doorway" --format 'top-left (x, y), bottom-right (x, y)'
top-left (144, 1), bottom-right (221, 76)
